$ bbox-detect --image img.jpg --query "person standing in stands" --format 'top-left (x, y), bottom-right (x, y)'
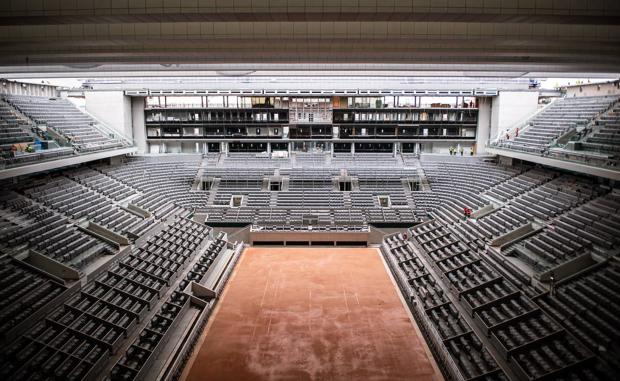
top-left (470, 146), bottom-right (474, 156)
top-left (463, 207), bottom-right (472, 220)
top-left (460, 147), bottom-right (464, 156)
top-left (515, 127), bottom-right (519, 138)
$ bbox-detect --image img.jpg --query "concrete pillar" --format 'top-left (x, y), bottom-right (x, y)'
top-left (476, 97), bottom-right (492, 154)
top-left (351, 143), bottom-right (355, 155)
top-left (287, 142), bottom-right (292, 156)
top-left (267, 142), bottom-right (272, 156)
top-left (131, 97), bottom-right (147, 154)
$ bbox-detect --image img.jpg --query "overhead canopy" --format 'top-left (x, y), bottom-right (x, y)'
top-left (0, 0), bottom-right (619, 75)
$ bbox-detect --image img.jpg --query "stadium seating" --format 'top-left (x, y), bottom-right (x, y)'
top-left (0, 101), bottom-right (33, 146)
top-left (382, 234), bottom-right (509, 381)
top-left (0, 149), bottom-right (618, 381)
top-left (421, 160), bottom-right (520, 222)
top-left (499, 96), bottom-right (618, 153)
top-left (20, 177), bottom-right (149, 236)
top-left (535, 263), bottom-right (620, 364)
top-left (0, 191), bottom-right (112, 269)
top-left (5, 95), bottom-right (127, 153)
top-left (65, 167), bottom-right (137, 201)
top-left (0, 256), bottom-right (67, 339)
top-left (0, 99), bottom-right (74, 167)
top-left (506, 191), bottom-right (620, 274)
top-left (111, 232), bottom-right (228, 380)
top-left (0, 217), bottom-right (216, 381)
top-left (401, 220), bottom-right (614, 380)
top-left (95, 155), bottom-right (209, 217)
top-left (578, 103), bottom-right (620, 154)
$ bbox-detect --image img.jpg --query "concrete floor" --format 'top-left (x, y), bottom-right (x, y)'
top-left (183, 247), bottom-right (442, 381)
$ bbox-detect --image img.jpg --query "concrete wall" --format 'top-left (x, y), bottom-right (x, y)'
top-left (491, 90), bottom-right (539, 141)
top-left (564, 81), bottom-right (620, 97)
top-left (476, 97), bottom-right (492, 153)
top-left (0, 79), bottom-right (58, 97)
top-left (420, 141), bottom-right (476, 154)
top-left (85, 91), bottom-right (133, 140)
top-left (131, 97), bottom-right (147, 153)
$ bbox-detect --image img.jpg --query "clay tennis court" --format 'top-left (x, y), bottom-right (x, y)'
top-left (183, 247), bottom-right (442, 381)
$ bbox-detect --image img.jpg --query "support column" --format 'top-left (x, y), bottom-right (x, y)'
top-left (130, 97), bottom-right (146, 154)
top-left (477, 97), bottom-right (492, 154)
top-left (267, 142), bottom-right (272, 157)
top-left (351, 143), bottom-right (355, 155)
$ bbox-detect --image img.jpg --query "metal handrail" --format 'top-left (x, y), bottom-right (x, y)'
top-left (489, 98), bottom-right (559, 145)
top-left (78, 106), bottom-right (136, 146)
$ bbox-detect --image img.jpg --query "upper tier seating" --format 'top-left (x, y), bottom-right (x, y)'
top-left (0, 100), bottom-right (74, 167)
top-left (579, 103), bottom-right (620, 154)
top-left (500, 96), bottom-right (618, 153)
top-left (0, 101), bottom-right (33, 147)
top-left (5, 95), bottom-right (127, 153)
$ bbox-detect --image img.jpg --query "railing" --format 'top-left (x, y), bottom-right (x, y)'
top-left (555, 97), bottom-right (620, 148)
top-left (488, 96), bottom-right (620, 169)
top-left (489, 98), bottom-right (559, 147)
top-left (78, 106), bottom-right (136, 147)
top-left (488, 136), bottom-right (620, 169)
top-left (0, 147), bottom-right (75, 169)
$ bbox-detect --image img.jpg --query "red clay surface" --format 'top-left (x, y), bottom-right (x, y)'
top-left (183, 247), bottom-right (442, 381)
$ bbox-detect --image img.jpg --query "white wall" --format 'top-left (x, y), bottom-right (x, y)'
top-left (131, 97), bottom-right (147, 153)
top-left (85, 91), bottom-right (133, 140)
top-left (476, 97), bottom-right (492, 153)
top-left (1, 79), bottom-right (58, 97)
top-left (490, 91), bottom-right (539, 141)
